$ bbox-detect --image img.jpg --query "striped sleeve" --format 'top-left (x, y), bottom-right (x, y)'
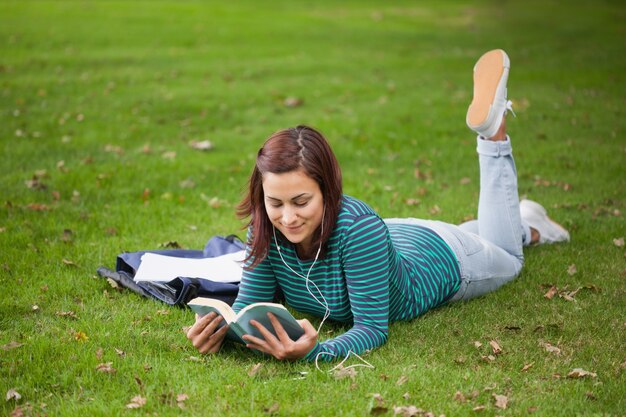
top-left (304, 214), bottom-right (390, 362)
top-left (231, 230), bottom-right (276, 313)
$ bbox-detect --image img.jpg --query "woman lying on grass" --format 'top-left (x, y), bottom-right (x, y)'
top-left (186, 49), bottom-right (570, 362)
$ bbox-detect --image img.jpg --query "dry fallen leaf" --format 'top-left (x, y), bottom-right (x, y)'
top-left (493, 394), bottom-right (508, 409)
top-left (483, 383), bottom-right (497, 391)
top-left (333, 366), bottom-right (357, 380)
top-left (521, 362), bottom-right (534, 372)
top-left (370, 393), bottom-right (387, 415)
top-left (106, 278), bottom-right (120, 290)
top-left (200, 193), bottom-right (224, 208)
top-left (396, 375), bottom-right (409, 385)
top-left (429, 205), bottom-right (441, 215)
top-left (392, 405), bottom-right (422, 417)
top-left (613, 237), bottom-right (625, 247)
top-left (57, 160), bottom-right (68, 173)
top-left (134, 375), bottom-right (143, 390)
top-left (104, 144), bottom-right (124, 155)
top-left (62, 259), bottom-right (78, 267)
top-left (95, 362), bottom-right (116, 374)
top-left (490, 340), bottom-right (502, 355)
top-left (248, 363), bottom-right (263, 377)
top-left (25, 177), bottom-right (47, 190)
top-left (176, 393), bottom-right (189, 409)
top-left (6, 388), bottom-right (21, 401)
top-left (539, 341), bottom-right (561, 355)
top-left (162, 151), bottom-right (176, 160)
top-left (1, 341), bottom-right (24, 351)
top-left (567, 368), bottom-right (597, 379)
top-left (544, 285), bottom-right (558, 299)
top-left (405, 198), bottom-right (421, 206)
top-left (189, 140), bottom-right (214, 151)
top-left (284, 97), bottom-right (303, 108)
top-left (473, 341), bottom-right (482, 348)
top-left (263, 402), bottom-right (279, 414)
top-left (472, 405), bottom-right (486, 412)
top-left (61, 229), bottom-right (73, 243)
top-left (126, 395), bottom-right (147, 409)
top-left (453, 390), bottom-right (466, 403)
top-left (567, 264), bottom-right (577, 276)
top-left (56, 311), bottom-right (78, 319)
top-left (25, 203), bottom-right (50, 211)
top-left (559, 287), bottom-right (579, 302)
top-left (180, 179), bottom-right (196, 189)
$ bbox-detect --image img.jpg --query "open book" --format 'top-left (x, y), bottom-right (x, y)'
top-left (187, 297), bottom-right (305, 344)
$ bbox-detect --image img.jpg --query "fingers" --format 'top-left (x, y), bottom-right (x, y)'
top-left (243, 313), bottom-right (302, 360)
top-left (242, 333), bottom-right (267, 352)
top-left (267, 313), bottom-right (290, 341)
top-left (197, 322), bottom-right (229, 354)
top-left (186, 312), bottom-right (217, 339)
top-left (297, 318), bottom-right (318, 338)
top-left (245, 317), bottom-right (277, 345)
top-left (186, 312), bottom-right (228, 354)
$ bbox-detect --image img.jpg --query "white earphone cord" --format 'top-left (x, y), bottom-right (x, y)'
top-left (274, 226), bottom-right (330, 334)
top-left (273, 212), bottom-right (375, 372)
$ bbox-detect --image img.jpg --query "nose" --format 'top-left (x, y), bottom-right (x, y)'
top-left (281, 206), bottom-right (298, 225)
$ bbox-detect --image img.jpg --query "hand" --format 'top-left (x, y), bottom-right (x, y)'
top-left (242, 313), bottom-right (318, 361)
top-left (186, 312), bottom-right (229, 354)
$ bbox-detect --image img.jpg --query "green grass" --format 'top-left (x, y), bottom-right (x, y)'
top-left (1, 1), bottom-right (625, 416)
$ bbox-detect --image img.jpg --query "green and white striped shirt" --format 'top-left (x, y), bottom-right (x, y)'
top-left (233, 195), bottom-right (460, 361)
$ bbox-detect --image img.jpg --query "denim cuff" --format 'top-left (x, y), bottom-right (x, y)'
top-left (521, 221), bottom-right (532, 246)
top-left (476, 135), bottom-right (513, 157)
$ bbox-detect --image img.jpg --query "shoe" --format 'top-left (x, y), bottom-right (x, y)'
top-left (520, 199), bottom-right (570, 244)
top-left (466, 49), bottom-right (514, 138)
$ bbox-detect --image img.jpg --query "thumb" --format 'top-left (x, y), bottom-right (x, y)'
top-left (297, 319), bottom-right (317, 335)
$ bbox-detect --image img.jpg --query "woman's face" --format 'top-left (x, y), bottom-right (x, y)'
top-left (262, 169), bottom-right (324, 256)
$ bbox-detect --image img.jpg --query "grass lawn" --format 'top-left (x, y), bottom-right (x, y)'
top-left (1, 1), bottom-right (625, 416)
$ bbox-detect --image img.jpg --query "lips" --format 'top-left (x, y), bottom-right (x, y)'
top-left (283, 224), bottom-right (304, 233)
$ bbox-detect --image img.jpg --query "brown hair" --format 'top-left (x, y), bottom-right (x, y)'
top-left (237, 125), bottom-right (343, 268)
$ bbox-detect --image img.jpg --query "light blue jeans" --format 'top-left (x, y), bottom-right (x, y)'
top-left (386, 136), bottom-right (532, 302)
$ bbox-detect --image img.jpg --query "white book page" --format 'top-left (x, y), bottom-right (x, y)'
top-left (133, 250), bottom-right (245, 283)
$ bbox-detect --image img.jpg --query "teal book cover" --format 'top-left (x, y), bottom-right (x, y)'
top-left (188, 297), bottom-right (305, 343)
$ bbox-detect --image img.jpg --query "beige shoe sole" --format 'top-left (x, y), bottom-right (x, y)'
top-left (466, 49), bottom-right (510, 137)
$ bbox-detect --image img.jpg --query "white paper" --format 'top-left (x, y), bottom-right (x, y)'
top-left (133, 251), bottom-right (245, 283)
